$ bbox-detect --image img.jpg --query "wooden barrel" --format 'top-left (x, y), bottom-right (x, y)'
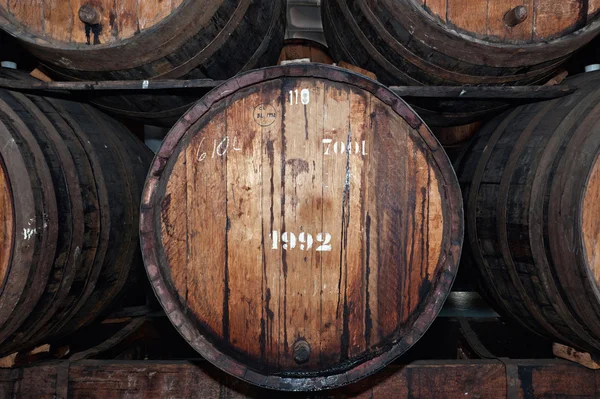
top-left (322, 0), bottom-right (600, 125)
top-left (0, 1), bottom-right (286, 126)
top-left (0, 69), bottom-right (152, 355)
top-left (140, 64), bottom-right (463, 390)
top-left (278, 39), bottom-right (334, 65)
top-left (456, 70), bottom-right (600, 353)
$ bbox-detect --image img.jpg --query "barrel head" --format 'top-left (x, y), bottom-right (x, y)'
top-left (141, 64), bottom-right (463, 390)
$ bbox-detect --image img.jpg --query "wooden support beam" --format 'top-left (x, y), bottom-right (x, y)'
top-left (0, 359), bottom-right (596, 398)
top-left (0, 77), bottom-right (576, 100)
top-left (388, 85), bottom-right (576, 99)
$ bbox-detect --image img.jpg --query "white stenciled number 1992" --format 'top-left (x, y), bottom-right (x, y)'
top-left (271, 230), bottom-right (331, 252)
top-left (289, 89), bottom-right (310, 105)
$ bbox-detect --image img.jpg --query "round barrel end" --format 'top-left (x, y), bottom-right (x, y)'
top-left (141, 64), bottom-right (463, 391)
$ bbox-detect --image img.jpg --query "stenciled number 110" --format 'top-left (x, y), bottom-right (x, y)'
top-left (271, 230), bottom-right (331, 252)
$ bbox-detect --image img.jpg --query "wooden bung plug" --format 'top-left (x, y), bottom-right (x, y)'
top-left (78, 4), bottom-right (101, 25)
top-left (504, 6), bottom-right (528, 27)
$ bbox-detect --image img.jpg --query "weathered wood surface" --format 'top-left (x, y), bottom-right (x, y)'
top-left (0, 159), bottom-right (12, 292)
top-left (278, 39), bottom-right (333, 65)
top-left (456, 70), bottom-right (600, 354)
top-left (0, 69), bottom-right (152, 356)
top-left (140, 64), bottom-right (463, 390)
top-left (3, 0), bottom-right (182, 44)
top-left (0, 0), bottom-right (286, 126)
top-left (0, 77), bottom-right (575, 98)
top-left (422, 0), bottom-right (592, 41)
top-left (553, 343), bottom-right (600, 370)
top-left (322, 0), bottom-right (600, 125)
top-left (0, 359), bottom-right (598, 398)
top-left (432, 121), bottom-right (483, 147)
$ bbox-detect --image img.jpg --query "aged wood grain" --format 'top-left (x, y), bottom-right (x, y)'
top-left (139, 0), bottom-right (171, 32)
top-left (0, 69), bottom-right (151, 356)
top-left (4, 359), bottom-right (600, 398)
top-left (184, 109), bottom-right (228, 339)
top-left (487, 0), bottom-right (533, 41)
top-left (0, 1), bottom-right (286, 126)
top-left (533, 0), bottom-right (582, 40)
top-left (323, 0), bottom-right (600, 127)
top-left (431, 121), bottom-right (482, 146)
top-left (145, 65), bottom-right (462, 389)
top-left (457, 70), bottom-right (600, 354)
top-left (277, 39), bottom-right (334, 65)
top-left (428, 0), bottom-right (585, 40)
top-left (225, 90), bottom-right (265, 359)
top-left (44, 0), bottom-right (74, 43)
top-left (423, 0), bottom-right (447, 22)
top-left (446, 0), bottom-right (488, 35)
top-left (8, 0), bottom-right (44, 36)
top-left (4, 0), bottom-right (171, 44)
top-left (117, 0), bottom-right (139, 42)
top-left (584, 154), bottom-right (600, 286)
top-left (69, 0), bottom-right (88, 43)
top-left (161, 150), bottom-right (187, 307)
top-left (0, 160), bottom-right (12, 294)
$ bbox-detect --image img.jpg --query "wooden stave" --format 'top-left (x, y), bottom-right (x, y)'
top-left (323, 0), bottom-right (599, 77)
top-left (0, 96), bottom-right (113, 354)
top-left (54, 104), bottom-right (153, 338)
top-left (0, 94), bottom-right (59, 345)
top-left (0, 92), bottom-right (109, 353)
top-left (139, 64), bottom-right (464, 390)
top-left (321, 0), bottom-right (599, 126)
top-left (458, 71), bottom-right (600, 353)
top-left (321, 0), bottom-right (572, 85)
top-left (0, 88), bottom-right (85, 350)
top-left (0, 76), bottom-right (151, 354)
top-left (0, 152), bottom-right (12, 296)
top-left (23, 99), bottom-right (151, 345)
top-left (0, 0), bottom-right (286, 126)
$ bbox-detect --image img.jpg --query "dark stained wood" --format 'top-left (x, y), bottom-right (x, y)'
top-left (431, 121), bottom-right (482, 147)
top-left (0, 77), bottom-right (575, 98)
top-left (278, 39), bottom-right (334, 65)
top-left (0, 158), bottom-right (12, 292)
top-left (1, 359), bottom-right (599, 398)
top-left (0, 70), bottom-right (152, 356)
top-left (140, 64), bottom-right (463, 390)
top-left (456, 70), bottom-right (600, 354)
top-left (322, 0), bottom-right (600, 125)
top-left (0, 0), bottom-right (286, 126)
top-left (5, 0), bottom-right (178, 44)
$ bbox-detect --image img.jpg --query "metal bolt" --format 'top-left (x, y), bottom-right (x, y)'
top-left (504, 6), bottom-right (528, 27)
top-left (293, 339), bottom-right (311, 364)
top-left (79, 4), bottom-right (101, 25)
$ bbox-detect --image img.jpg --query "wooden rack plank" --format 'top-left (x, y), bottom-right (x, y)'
top-left (0, 78), bottom-right (576, 100)
top-left (0, 359), bottom-right (596, 398)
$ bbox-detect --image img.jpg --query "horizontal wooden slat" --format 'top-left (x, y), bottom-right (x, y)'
top-left (0, 359), bottom-right (597, 398)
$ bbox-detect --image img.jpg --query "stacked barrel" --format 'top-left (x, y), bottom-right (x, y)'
top-left (323, 0), bottom-right (600, 125)
top-left (139, 64), bottom-right (463, 390)
top-left (0, 70), bottom-right (152, 355)
top-left (455, 70), bottom-right (600, 354)
top-left (0, 0), bottom-right (285, 125)
top-left (0, 0), bottom-right (599, 393)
